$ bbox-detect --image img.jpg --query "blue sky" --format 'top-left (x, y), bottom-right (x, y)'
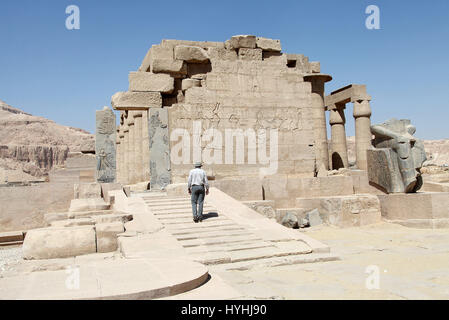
top-left (0, 0), bottom-right (448, 139)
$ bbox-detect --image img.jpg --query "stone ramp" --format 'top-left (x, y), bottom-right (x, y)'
top-left (140, 188), bottom-right (336, 266)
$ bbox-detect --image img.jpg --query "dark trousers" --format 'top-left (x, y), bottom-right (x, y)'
top-left (191, 185), bottom-right (205, 219)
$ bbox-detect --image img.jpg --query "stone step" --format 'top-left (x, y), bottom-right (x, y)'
top-left (142, 196), bottom-right (190, 202)
top-left (185, 241), bottom-right (275, 255)
top-left (156, 213), bottom-right (218, 220)
top-left (164, 221), bottom-right (239, 231)
top-left (159, 217), bottom-right (229, 225)
top-left (148, 204), bottom-right (216, 210)
top-left (179, 234), bottom-right (262, 248)
top-left (144, 199), bottom-right (191, 204)
top-left (190, 242), bottom-right (313, 265)
top-left (152, 209), bottom-right (216, 216)
top-left (169, 225), bottom-right (246, 235)
top-left (174, 229), bottom-right (253, 241)
top-left (0, 240), bottom-right (23, 247)
top-left (213, 252), bottom-right (340, 270)
top-left (151, 207), bottom-right (216, 214)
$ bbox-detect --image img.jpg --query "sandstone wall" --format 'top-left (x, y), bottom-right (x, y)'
top-left (162, 37), bottom-right (318, 182)
top-left (0, 182), bottom-right (73, 232)
top-left (113, 36), bottom-right (324, 188)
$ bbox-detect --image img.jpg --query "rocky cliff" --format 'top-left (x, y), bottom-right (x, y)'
top-left (0, 100), bottom-right (94, 180)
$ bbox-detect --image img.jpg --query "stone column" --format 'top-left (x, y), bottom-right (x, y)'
top-left (133, 111), bottom-right (143, 183)
top-left (116, 128), bottom-right (121, 183)
top-left (329, 104), bottom-right (349, 169)
top-left (127, 113), bottom-right (136, 184)
top-left (123, 124), bottom-right (129, 185)
top-left (353, 99), bottom-right (372, 170)
top-left (304, 74), bottom-right (332, 170)
top-left (142, 109), bottom-right (150, 182)
top-left (118, 128), bottom-right (125, 183)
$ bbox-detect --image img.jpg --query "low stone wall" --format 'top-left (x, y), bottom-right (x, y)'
top-left (0, 182), bottom-right (73, 232)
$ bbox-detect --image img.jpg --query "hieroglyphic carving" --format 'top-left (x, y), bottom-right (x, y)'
top-left (95, 107), bottom-right (116, 183)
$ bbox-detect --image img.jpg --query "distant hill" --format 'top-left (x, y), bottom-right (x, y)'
top-left (0, 99), bottom-right (94, 180)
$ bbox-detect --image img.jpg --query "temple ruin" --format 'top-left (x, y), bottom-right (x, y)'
top-left (2, 35), bottom-right (449, 299)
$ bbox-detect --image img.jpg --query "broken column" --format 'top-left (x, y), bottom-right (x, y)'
top-left (304, 74), bottom-right (332, 170)
top-left (329, 104), bottom-right (349, 169)
top-left (95, 106), bottom-right (116, 183)
top-left (127, 113), bottom-right (135, 184)
top-left (123, 123), bottom-right (129, 184)
top-left (353, 99), bottom-right (372, 170)
top-left (116, 128), bottom-right (121, 183)
top-left (142, 109), bottom-right (150, 182)
top-left (118, 128), bottom-right (125, 183)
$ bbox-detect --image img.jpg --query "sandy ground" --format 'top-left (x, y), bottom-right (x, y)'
top-left (210, 222), bottom-right (449, 300)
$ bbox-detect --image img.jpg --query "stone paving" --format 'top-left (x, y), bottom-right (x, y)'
top-left (207, 222), bottom-right (449, 299)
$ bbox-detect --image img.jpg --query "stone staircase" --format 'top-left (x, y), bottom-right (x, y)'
top-left (141, 192), bottom-right (335, 266)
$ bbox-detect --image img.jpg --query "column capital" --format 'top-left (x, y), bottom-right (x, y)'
top-left (353, 100), bottom-right (372, 118)
top-left (329, 107), bottom-right (346, 125)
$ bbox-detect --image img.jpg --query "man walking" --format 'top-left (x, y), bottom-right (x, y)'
top-left (188, 162), bottom-right (209, 223)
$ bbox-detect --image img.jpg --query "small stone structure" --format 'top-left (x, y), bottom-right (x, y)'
top-left (367, 118), bottom-right (427, 193)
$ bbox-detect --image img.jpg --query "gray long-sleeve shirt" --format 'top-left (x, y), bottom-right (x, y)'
top-left (188, 168), bottom-right (209, 190)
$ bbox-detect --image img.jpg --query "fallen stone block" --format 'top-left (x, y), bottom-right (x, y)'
top-left (74, 182), bottom-right (101, 199)
top-left (275, 208), bottom-right (308, 223)
top-left (256, 37), bottom-right (281, 52)
top-left (111, 91), bottom-right (162, 110)
top-left (229, 35), bottom-right (257, 49)
top-left (96, 222), bottom-right (125, 253)
top-left (242, 200), bottom-right (276, 219)
top-left (69, 198), bottom-right (110, 213)
top-left (174, 45), bottom-right (209, 63)
top-left (305, 208), bottom-right (323, 226)
top-left (296, 194), bottom-right (382, 228)
top-left (280, 212), bottom-right (299, 229)
top-left (129, 72), bottom-right (174, 94)
top-left (22, 226), bottom-right (97, 259)
top-left (238, 48), bottom-right (262, 61)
